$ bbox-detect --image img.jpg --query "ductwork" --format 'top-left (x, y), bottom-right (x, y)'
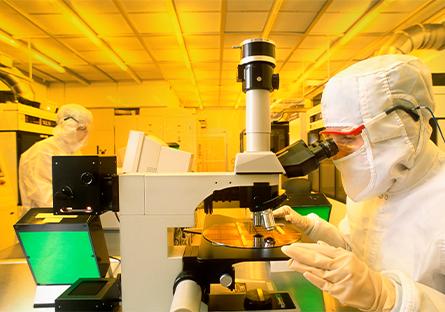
top-left (0, 65), bottom-right (39, 107)
top-left (378, 22), bottom-right (445, 54)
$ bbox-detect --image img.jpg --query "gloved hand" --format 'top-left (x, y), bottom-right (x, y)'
top-left (273, 205), bottom-right (315, 235)
top-left (281, 241), bottom-right (396, 312)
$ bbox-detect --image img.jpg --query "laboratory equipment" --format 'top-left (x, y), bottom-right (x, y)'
top-left (14, 208), bottom-right (110, 286)
top-left (52, 155), bottom-right (119, 215)
top-left (118, 38), bottom-right (338, 311)
top-left (55, 276), bottom-right (121, 312)
top-left (0, 66), bottom-right (56, 250)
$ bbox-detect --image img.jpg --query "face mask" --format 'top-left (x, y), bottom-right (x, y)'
top-left (334, 127), bottom-right (415, 202)
top-left (333, 143), bottom-right (373, 202)
top-left (64, 126), bottom-right (88, 151)
top-left (54, 119), bottom-right (89, 153)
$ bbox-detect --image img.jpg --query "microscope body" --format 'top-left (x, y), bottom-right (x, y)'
top-left (118, 38), bottom-right (337, 311)
top-left (119, 171), bottom-right (280, 311)
top-left (119, 39), bottom-right (285, 311)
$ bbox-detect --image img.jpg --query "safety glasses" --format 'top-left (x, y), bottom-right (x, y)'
top-left (64, 116), bottom-right (88, 131)
top-left (320, 125), bottom-right (365, 159)
top-left (319, 103), bottom-right (421, 159)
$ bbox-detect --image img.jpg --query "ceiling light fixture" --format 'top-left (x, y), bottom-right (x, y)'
top-left (234, 92), bottom-right (244, 109)
top-left (0, 29), bottom-right (18, 48)
top-left (0, 28), bottom-right (65, 73)
top-left (166, 0), bottom-right (203, 109)
top-left (32, 50), bottom-right (66, 73)
top-left (287, 0), bottom-right (390, 98)
top-left (262, 0), bottom-right (284, 39)
top-left (53, 0), bottom-right (141, 83)
top-left (270, 98), bottom-right (282, 110)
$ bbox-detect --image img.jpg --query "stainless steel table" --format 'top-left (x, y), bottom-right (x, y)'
top-left (0, 260), bottom-right (43, 312)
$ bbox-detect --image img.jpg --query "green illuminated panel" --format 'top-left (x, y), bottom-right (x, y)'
top-left (293, 206), bottom-right (330, 221)
top-left (273, 271), bottom-right (325, 311)
top-left (18, 231), bottom-right (100, 285)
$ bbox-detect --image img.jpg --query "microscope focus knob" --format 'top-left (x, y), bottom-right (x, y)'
top-left (80, 172), bottom-right (94, 185)
top-left (54, 186), bottom-right (74, 200)
top-left (219, 273), bottom-right (233, 288)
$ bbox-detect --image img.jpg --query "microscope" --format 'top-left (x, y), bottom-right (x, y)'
top-left (118, 38), bottom-right (337, 312)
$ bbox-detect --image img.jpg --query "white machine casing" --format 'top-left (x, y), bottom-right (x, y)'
top-left (119, 171), bottom-right (281, 311)
top-left (119, 38), bottom-right (287, 311)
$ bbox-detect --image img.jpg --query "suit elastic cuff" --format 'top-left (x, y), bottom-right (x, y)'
top-left (304, 213), bottom-right (320, 236)
top-left (383, 270), bottom-right (420, 312)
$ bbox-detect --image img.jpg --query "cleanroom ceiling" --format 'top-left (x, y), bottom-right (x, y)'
top-left (0, 0), bottom-right (444, 110)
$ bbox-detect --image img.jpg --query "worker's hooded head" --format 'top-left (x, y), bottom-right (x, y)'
top-left (54, 103), bottom-right (93, 153)
top-left (321, 54), bottom-right (436, 202)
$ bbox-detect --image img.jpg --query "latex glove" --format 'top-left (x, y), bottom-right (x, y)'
top-left (273, 205), bottom-right (315, 234)
top-left (281, 241), bottom-right (396, 312)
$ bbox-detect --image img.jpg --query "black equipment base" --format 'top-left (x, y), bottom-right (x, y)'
top-left (208, 292), bottom-right (296, 311)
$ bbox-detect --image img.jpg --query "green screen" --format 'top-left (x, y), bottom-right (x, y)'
top-left (273, 271), bottom-right (325, 312)
top-left (294, 206), bottom-right (330, 221)
top-left (18, 231), bottom-right (100, 285)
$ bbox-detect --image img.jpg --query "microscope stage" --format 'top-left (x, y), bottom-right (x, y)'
top-left (202, 222), bottom-right (301, 249)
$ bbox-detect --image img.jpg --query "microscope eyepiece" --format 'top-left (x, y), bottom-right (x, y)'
top-left (277, 138), bottom-right (339, 178)
top-left (309, 138), bottom-right (339, 160)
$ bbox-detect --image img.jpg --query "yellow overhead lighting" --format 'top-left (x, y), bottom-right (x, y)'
top-left (312, 8), bottom-right (382, 70)
top-left (262, 0), bottom-right (284, 39)
top-left (234, 92), bottom-right (244, 109)
top-left (57, 3), bottom-right (101, 47)
top-left (166, 0), bottom-right (203, 109)
top-left (270, 98), bottom-right (282, 110)
top-left (0, 27), bottom-right (65, 73)
top-left (53, 0), bottom-right (134, 78)
top-left (32, 50), bottom-right (66, 73)
top-left (287, 0), bottom-right (391, 98)
top-left (0, 30), bottom-right (18, 48)
top-left (103, 49), bottom-right (128, 72)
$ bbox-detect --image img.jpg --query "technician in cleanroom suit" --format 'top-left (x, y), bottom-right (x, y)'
top-left (274, 54), bottom-right (445, 311)
top-left (19, 104), bottom-right (93, 215)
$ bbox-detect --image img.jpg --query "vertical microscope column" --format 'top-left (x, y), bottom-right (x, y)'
top-left (238, 39), bottom-right (279, 152)
top-left (246, 89), bottom-right (270, 152)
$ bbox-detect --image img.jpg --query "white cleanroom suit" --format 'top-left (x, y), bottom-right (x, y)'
top-left (275, 54), bottom-right (445, 311)
top-left (19, 104), bottom-right (93, 214)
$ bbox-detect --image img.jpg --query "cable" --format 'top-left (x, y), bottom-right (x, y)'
top-left (385, 104), bottom-right (419, 121)
top-left (417, 105), bottom-right (445, 144)
top-left (114, 212), bottom-right (120, 223)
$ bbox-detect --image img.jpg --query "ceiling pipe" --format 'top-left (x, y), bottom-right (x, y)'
top-left (0, 69), bottom-right (30, 99)
top-left (378, 22), bottom-right (445, 54)
top-left (0, 66), bottom-right (42, 106)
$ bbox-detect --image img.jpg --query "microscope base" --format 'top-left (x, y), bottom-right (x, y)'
top-left (208, 291), bottom-right (297, 311)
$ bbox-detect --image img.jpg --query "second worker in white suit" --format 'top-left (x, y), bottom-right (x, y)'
top-left (19, 104), bottom-right (93, 214)
top-left (275, 54), bottom-right (445, 311)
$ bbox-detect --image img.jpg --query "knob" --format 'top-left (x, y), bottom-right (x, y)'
top-left (219, 273), bottom-right (233, 288)
top-left (80, 172), bottom-right (94, 185)
top-left (54, 186), bottom-right (74, 200)
top-left (272, 73), bottom-right (279, 90)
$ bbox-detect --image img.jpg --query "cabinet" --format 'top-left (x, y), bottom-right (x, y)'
top-left (0, 131), bottom-right (46, 251)
top-left (0, 205), bottom-right (19, 251)
top-left (87, 109), bottom-right (198, 170)
top-left (83, 109), bottom-right (115, 156)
